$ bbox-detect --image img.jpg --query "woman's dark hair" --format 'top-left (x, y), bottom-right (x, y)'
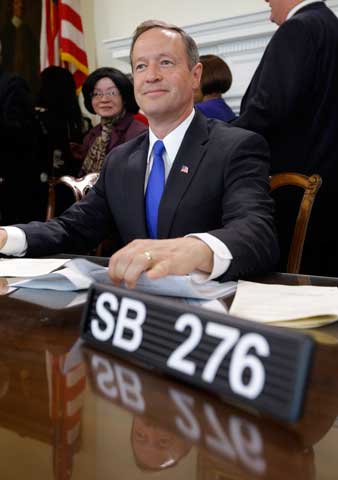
top-left (37, 66), bottom-right (82, 119)
top-left (199, 54), bottom-right (232, 96)
top-left (82, 67), bottom-right (139, 115)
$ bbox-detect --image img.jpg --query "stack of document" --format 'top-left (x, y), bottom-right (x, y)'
top-left (229, 280), bottom-right (338, 328)
top-left (1, 258), bottom-right (236, 300)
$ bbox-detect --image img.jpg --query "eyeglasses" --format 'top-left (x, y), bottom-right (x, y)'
top-left (91, 89), bottom-right (120, 99)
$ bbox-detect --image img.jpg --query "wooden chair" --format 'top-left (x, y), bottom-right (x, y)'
top-left (269, 172), bottom-right (322, 274)
top-left (46, 173), bottom-right (99, 220)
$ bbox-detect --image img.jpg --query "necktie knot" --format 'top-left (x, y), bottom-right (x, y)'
top-left (153, 140), bottom-right (165, 157)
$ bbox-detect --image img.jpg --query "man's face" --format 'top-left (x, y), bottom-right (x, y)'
top-left (265, 0), bottom-right (300, 25)
top-left (131, 28), bottom-right (202, 130)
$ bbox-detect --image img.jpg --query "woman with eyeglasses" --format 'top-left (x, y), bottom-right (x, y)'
top-left (75, 67), bottom-right (147, 175)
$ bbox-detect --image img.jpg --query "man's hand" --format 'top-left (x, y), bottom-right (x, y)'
top-left (108, 237), bottom-right (213, 289)
top-left (0, 229), bottom-right (8, 250)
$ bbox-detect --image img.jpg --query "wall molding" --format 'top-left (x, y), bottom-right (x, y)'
top-left (103, 1), bottom-right (338, 113)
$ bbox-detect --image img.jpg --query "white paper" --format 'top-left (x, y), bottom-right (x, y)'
top-left (230, 280), bottom-right (338, 327)
top-left (0, 258), bottom-right (70, 277)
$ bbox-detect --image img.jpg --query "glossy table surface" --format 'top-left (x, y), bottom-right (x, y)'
top-left (0, 267), bottom-right (338, 479)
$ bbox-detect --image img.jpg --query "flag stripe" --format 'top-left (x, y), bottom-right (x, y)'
top-left (62, 0), bottom-right (80, 15)
top-left (40, 0), bottom-right (88, 92)
top-left (61, 19), bottom-right (85, 48)
top-left (61, 52), bottom-right (89, 76)
top-left (60, 39), bottom-right (88, 72)
top-left (60, 3), bottom-right (83, 32)
top-left (40, 0), bottom-right (48, 69)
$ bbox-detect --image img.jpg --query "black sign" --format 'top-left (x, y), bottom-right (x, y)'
top-left (81, 283), bottom-right (315, 422)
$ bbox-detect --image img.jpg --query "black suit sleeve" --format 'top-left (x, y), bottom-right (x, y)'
top-left (0, 75), bottom-right (34, 144)
top-left (207, 130), bottom-right (279, 281)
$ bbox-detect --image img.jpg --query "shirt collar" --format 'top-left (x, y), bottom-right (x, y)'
top-left (148, 109), bottom-right (195, 167)
top-left (287, 0), bottom-right (323, 20)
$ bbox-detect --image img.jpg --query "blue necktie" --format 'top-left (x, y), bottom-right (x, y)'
top-left (145, 140), bottom-right (165, 239)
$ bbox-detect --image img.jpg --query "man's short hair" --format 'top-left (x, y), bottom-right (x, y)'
top-left (130, 20), bottom-right (199, 70)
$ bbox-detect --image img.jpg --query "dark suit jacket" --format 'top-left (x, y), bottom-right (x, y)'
top-left (17, 112), bottom-right (279, 281)
top-left (0, 21), bottom-right (40, 96)
top-left (233, 2), bottom-right (338, 275)
top-left (0, 68), bottom-right (39, 224)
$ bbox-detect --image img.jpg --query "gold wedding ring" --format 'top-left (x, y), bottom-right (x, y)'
top-left (144, 251), bottom-right (152, 263)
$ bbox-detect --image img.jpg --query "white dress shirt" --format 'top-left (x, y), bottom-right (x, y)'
top-left (1, 109), bottom-right (233, 280)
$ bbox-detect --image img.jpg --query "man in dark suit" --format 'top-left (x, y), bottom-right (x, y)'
top-left (233, 0), bottom-right (338, 276)
top-left (0, 20), bottom-right (278, 286)
top-left (0, 40), bottom-right (39, 225)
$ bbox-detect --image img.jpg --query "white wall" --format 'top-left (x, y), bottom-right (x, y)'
top-left (80, 0), bottom-right (97, 72)
top-left (88, 0), bottom-right (269, 67)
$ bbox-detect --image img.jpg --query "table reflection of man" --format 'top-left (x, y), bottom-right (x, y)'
top-left (87, 351), bottom-right (320, 479)
top-left (131, 416), bottom-right (191, 470)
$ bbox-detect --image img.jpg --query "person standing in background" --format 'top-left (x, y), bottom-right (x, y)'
top-left (34, 66), bottom-right (90, 218)
top-left (35, 66), bottom-right (88, 180)
top-left (233, 0), bottom-right (338, 276)
top-left (0, 39), bottom-right (39, 224)
top-left (194, 54), bottom-right (236, 122)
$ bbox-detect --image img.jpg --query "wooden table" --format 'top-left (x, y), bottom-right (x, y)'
top-left (0, 269), bottom-right (337, 479)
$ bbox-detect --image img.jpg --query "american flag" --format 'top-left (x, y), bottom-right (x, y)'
top-left (180, 165), bottom-right (189, 174)
top-left (40, 0), bottom-right (89, 93)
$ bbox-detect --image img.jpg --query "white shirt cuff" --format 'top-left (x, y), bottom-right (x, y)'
top-left (186, 233), bottom-right (232, 283)
top-left (0, 227), bottom-right (27, 256)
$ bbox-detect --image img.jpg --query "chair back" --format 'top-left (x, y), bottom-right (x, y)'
top-left (269, 172), bottom-right (322, 274)
top-left (46, 173), bottom-right (99, 220)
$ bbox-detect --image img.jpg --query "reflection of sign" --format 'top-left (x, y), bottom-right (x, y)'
top-left (84, 350), bottom-right (314, 479)
top-left (81, 284), bottom-right (315, 421)
top-left (87, 351), bottom-right (266, 475)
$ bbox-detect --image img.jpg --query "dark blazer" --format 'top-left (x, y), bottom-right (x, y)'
top-left (18, 112), bottom-right (279, 281)
top-left (195, 98), bottom-right (236, 122)
top-left (233, 2), bottom-right (338, 275)
top-left (0, 68), bottom-right (39, 224)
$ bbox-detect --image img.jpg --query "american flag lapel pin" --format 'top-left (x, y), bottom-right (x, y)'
top-left (180, 165), bottom-right (189, 174)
